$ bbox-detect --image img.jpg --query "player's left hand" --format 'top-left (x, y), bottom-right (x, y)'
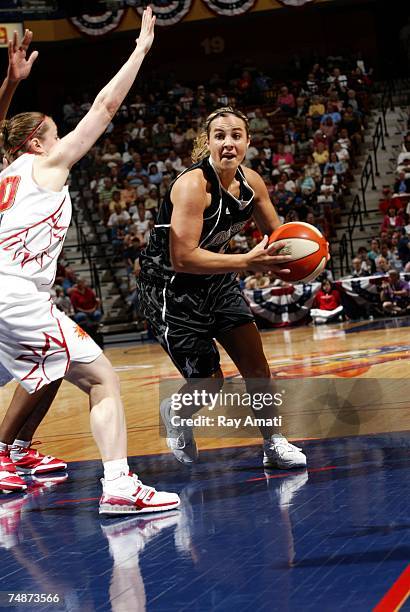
top-left (7, 29), bottom-right (38, 82)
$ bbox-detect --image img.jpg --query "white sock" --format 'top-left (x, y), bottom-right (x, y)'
top-left (10, 439), bottom-right (31, 460)
top-left (11, 439), bottom-right (31, 449)
top-left (103, 458), bottom-right (129, 481)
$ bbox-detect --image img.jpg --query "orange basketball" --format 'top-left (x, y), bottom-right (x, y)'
top-left (268, 222), bottom-right (329, 283)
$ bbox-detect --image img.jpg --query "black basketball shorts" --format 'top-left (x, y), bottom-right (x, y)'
top-left (137, 273), bottom-right (255, 379)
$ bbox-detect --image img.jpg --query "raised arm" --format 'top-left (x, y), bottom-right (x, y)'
top-left (0, 29), bottom-right (38, 120)
top-left (170, 170), bottom-right (290, 275)
top-left (46, 7), bottom-right (155, 171)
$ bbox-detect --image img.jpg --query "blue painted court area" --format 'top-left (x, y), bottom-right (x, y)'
top-left (0, 433), bottom-right (409, 611)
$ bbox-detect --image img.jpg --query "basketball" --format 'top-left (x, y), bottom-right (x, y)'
top-left (268, 222), bottom-right (329, 283)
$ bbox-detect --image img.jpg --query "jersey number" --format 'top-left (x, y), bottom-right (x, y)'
top-left (0, 176), bottom-right (21, 213)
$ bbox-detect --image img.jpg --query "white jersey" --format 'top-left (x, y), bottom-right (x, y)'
top-left (0, 154), bottom-right (101, 394)
top-left (0, 153), bottom-right (71, 291)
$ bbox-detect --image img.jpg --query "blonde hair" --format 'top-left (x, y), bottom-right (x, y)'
top-left (1, 112), bottom-right (48, 163)
top-left (191, 107), bottom-right (249, 163)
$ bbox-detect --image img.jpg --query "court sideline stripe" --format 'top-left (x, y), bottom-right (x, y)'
top-left (373, 564), bottom-right (410, 612)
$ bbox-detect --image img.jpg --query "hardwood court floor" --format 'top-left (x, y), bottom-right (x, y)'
top-left (0, 317), bottom-right (409, 462)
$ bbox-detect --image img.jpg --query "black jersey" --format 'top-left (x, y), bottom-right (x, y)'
top-left (139, 156), bottom-right (255, 286)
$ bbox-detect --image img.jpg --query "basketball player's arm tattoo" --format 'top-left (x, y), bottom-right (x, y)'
top-left (243, 167), bottom-right (282, 234)
top-left (0, 29), bottom-right (38, 121)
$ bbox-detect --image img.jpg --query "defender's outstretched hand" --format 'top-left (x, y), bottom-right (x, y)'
top-left (136, 7), bottom-right (156, 55)
top-left (7, 29), bottom-right (38, 82)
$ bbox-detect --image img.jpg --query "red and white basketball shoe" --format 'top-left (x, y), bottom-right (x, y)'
top-left (0, 451), bottom-right (27, 492)
top-left (99, 473), bottom-right (180, 515)
top-left (0, 493), bottom-right (28, 549)
top-left (11, 442), bottom-right (67, 475)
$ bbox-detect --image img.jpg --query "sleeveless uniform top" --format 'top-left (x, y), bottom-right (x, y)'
top-left (0, 153), bottom-right (71, 292)
top-left (140, 155), bottom-right (255, 287)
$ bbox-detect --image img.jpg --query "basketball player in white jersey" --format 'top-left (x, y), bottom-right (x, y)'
top-left (0, 28), bottom-right (67, 483)
top-left (0, 8), bottom-right (180, 515)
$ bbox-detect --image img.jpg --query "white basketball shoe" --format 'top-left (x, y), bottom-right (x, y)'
top-left (263, 434), bottom-right (307, 469)
top-left (160, 398), bottom-right (199, 465)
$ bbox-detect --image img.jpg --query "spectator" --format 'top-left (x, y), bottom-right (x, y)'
top-left (165, 150), bottom-right (184, 173)
top-left (144, 187), bottom-right (159, 214)
top-left (70, 278), bottom-right (102, 327)
top-left (308, 95), bottom-right (325, 119)
top-left (380, 206), bottom-right (405, 233)
top-left (249, 108), bottom-right (271, 140)
top-left (374, 256), bottom-right (390, 276)
top-left (120, 179), bottom-right (137, 207)
top-left (102, 143), bottom-right (122, 167)
top-left (393, 171), bottom-right (410, 194)
top-left (398, 231), bottom-right (410, 267)
top-left (130, 118), bottom-right (148, 142)
top-left (327, 67), bottom-right (348, 92)
top-left (272, 143), bottom-right (294, 174)
top-left (132, 202), bottom-right (153, 243)
top-left (350, 257), bottom-right (370, 277)
top-left (310, 279), bottom-right (343, 324)
top-left (324, 152), bottom-right (346, 178)
top-left (127, 160), bottom-right (148, 186)
top-left (380, 270), bottom-right (410, 315)
top-left (108, 190), bottom-right (126, 213)
top-left (230, 232), bottom-right (249, 253)
top-left (52, 285), bottom-right (74, 316)
top-left (170, 125), bottom-right (186, 153)
top-left (107, 202), bottom-right (131, 230)
top-left (403, 212), bottom-right (410, 235)
top-left (277, 86), bottom-right (295, 114)
top-left (244, 271), bottom-right (271, 289)
top-left (368, 238), bottom-right (381, 269)
top-left (357, 246), bottom-right (372, 272)
top-left (151, 123), bottom-right (172, 152)
top-left (98, 176), bottom-right (115, 212)
top-left (306, 211), bottom-right (325, 236)
top-left (305, 73), bottom-right (318, 94)
top-left (294, 96), bottom-right (307, 119)
top-left (322, 101), bottom-right (342, 125)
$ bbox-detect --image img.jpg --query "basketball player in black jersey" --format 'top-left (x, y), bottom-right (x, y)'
top-left (138, 107), bottom-right (307, 469)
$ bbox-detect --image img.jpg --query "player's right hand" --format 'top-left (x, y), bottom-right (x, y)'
top-left (245, 235), bottom-right (292, 274)
top-left (8, 29), bottom-right (38, 82)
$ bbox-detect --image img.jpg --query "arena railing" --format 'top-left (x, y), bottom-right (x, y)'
top-left (72, 209), bottom-right (104, 313)
top-left (372, 116), bottom-right (386, 177)
top-left (360, 154), bottom-right (376, 214)
top-left (338, 233), bottom-right (349, 278)
top-left (78, 226), bottom-right (103, 313)
top-left (380, 80), bottom-right (394, 138)
top-left (346, 193), bottom-right (365, 258)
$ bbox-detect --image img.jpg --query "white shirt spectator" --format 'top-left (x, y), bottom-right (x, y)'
top-left (245, 146), bottom-right (259, 163)
top-left (148, 159), bottom-right (166, 173)
top-left (107, 210), bottom-right (131, 227)
top-left (132, 218), bottom-right (150, 235)
top-left (397, 151), bottom-right (410, 166)
top-left (232, 234), bottom-right (248, 251)
top-left (165, 153), bottom-right (183, 172)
